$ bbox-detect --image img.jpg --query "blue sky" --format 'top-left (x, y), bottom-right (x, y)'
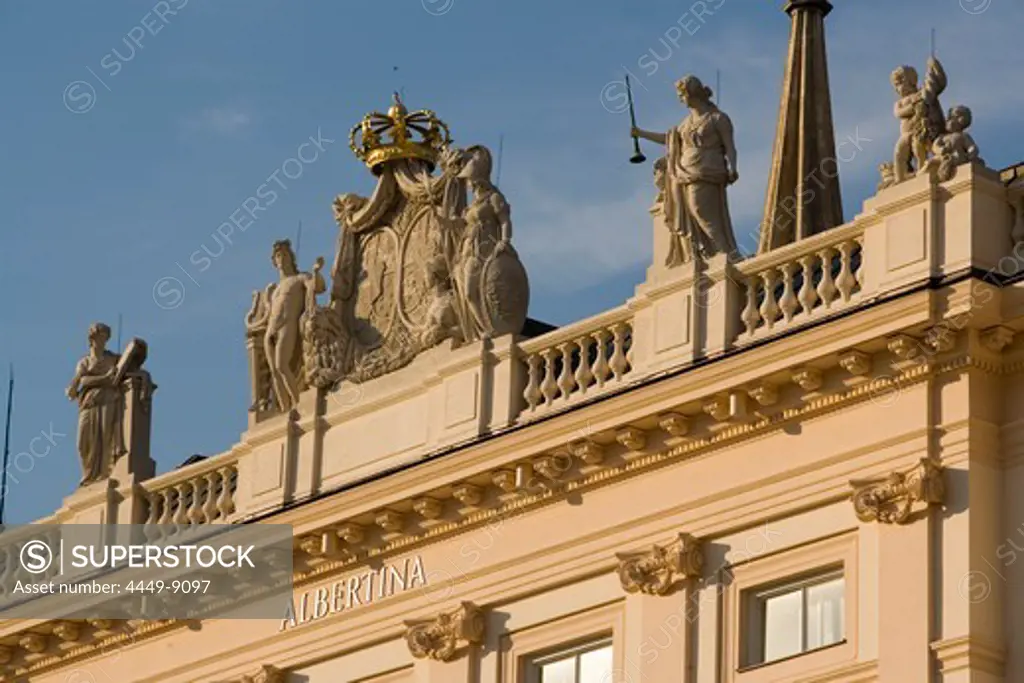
top-left (1, 0), bottom-right (1022, 523)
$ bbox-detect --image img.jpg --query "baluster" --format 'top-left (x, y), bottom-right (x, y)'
top-left (217, 467), bottom-right (236, 518)
top-left (741, 277), bottom-right (760, 335)
top-left (778, 263), bottom-right (798, 323)
top-left (609, 324), bottom-right (629, 380)
top-left (816, 247), bottom-right (837, 307)
top-left (539, 349), bottom-right (559, 406)
top-left (853, 236), bottom-right (865, 291)
top-left (523, 355), bottom-right (543, 411)
top-left (158, 489), bottom-right (176, 525)
top-left (188, 478), bottom-right (206, 524)
top-left (173, 483), bottom-right (191, 526)
top-left (574, 336), bottom-right (594, 394)
top-left (592, 329), bottom-right (611, 387)
top-left (759, 270), bottom-right (780, 329)
top-left (144, 491), bottom-right (162, 540)
top-left (835, 241), bottom-right (856, 302)
top-left (203, 471), bottom-right (220, 522)
top-left (556, 342), bottom-right (577, 402)
top-left (797, 255), bottom-right (819, 315)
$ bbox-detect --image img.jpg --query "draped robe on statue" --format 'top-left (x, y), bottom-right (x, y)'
top-left (664, 109), bottom-right (739, 262)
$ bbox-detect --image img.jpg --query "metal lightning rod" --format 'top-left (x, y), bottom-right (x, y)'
top-left (0, 365), bottom-right (14, 526)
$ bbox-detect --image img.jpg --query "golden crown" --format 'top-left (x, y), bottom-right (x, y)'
top-left (349, 93), bottom-right (452, 174)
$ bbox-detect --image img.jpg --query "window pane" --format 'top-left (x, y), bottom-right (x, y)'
top-left (579, 645), bottom-right (613, 683)
top-left (806, 577), bottom-right (844, 650)
top-left (539, 656), bottom-right (575, 683)
top-left (763, 588), bottom-right (804, 663)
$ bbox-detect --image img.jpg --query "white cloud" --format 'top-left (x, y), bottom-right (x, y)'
top-left (181, 107), bottom-right (252, 136)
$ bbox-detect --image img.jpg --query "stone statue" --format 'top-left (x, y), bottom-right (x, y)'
top-left (633, 75), bottom-right (739, 261)
top-left (420, 257), bottom-right (461, 347)
top-left (887, 57), bottom-right (947, 186)
top-left (245, 97), bottom-right (532, 421)
top-left (449, 145), bottom-right (529, 340)
top-left (652, 156), bottom-right (692, 266)
top-left (932, 105), bottom-right (982, 182)
top-left (261, 240), bottom-right (325, 412)
top-left (245, 288), bottom-right (275, 412)
top-left (65, 323), bottom-right (125, 485)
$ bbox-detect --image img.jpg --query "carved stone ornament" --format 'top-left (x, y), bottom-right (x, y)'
top-left (404, 601), bottom-right (485, 662)
top-left (980, 325), bottom-right (1014, 353)
top-left (882, 57), bottom-right (948, 188)
top-left (850, 458), bottom-right (945, 524)
top-left (237, 665), bottom-right (285, 683)
top-left (792, 367), bottom-right (823, 391)
top-left (634, 75), bottom-right (740, 264)
top-left (616, 532), bottom-right (704, 596)
top-left (66, 323), bottom-right (151, 487)
top-left (245, 96), bottom-right (530, 418)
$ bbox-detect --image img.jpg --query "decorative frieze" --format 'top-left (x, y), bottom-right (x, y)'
top-left (887, 334), bottom-right (921, 360)
top-left (19, 634), bottom-right (47, 654)
top-left (570, 440), bottom-right (605, 465)
top-left (404, 601), bottom-right (485, 662)
top-left (452, 484), bottom-right (483, 507)
top-left (237, 664), bottom-right (284, 683)
top-left (850, 458), bottom-right (945, 524)
top-left (52, 621), bottom-right (81, 642)
top-left (748, 382), bottom-right (778, 407)
top-left (413, 497), bottom-right (445, 520)
top-left (616, 427), bottom-right (647, 451)
top-left (792, 367), bottom-right (823, 391)
top-left (925, 326), bottom-right (956, 353)
top-left (658, 413), bottom-right (689, 437)
top-left (838, 350), bottom-right (871, 377)
top-left (703, 395), bottom-right (730, 422)
top-left (376, 511), bottom-right (405, 534)
top-left (492, 469), bottom-right (517, 492)
top-left (336, 522), bottom-right (365, 545)
top-left (981, 325), bottom-right (1014, 353)
top-left (616, 532), bottom-right (703, 596)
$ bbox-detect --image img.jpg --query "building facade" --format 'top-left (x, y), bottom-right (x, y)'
top-left (4, 4), bottom-right (1024, 682)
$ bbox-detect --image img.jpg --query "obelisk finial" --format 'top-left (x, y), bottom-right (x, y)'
top-left (758, 0), bottom-right (843, 254)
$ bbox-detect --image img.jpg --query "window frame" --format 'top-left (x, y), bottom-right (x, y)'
top-left (499, 602), bottom-right (624, 683)
top-left (743, 566), bottom-right (846, 668)
top-left (527, 637), bottom-right (614, 683)
top-left (720, 532), bottom-right (858, 683)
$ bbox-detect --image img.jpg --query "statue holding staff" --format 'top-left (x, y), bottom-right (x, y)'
top-left (632, 75), bottom-right (739, 262)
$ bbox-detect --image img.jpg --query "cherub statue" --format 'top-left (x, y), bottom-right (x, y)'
top-left (262, 240), bottom-right (325, 412)
top-left (932, 105), bottom-right (982, 182)
top-left (890, 57), bottom-right (947, 184)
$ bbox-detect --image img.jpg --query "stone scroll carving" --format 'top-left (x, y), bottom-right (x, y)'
top-left (66, 323), bottom-right (152, 486)
top-left (404, 601), bottom-right (485, 662)
top-left (634, 75), bottom-right (740, 264)
top-left (245, 94), bottom-right (530, 416)
top-left (850, 458), bottom-right (945, 524)
top-left (616, 532), bottom-right (704, 596)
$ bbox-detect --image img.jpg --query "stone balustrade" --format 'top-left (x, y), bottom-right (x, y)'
top-left (141, 455), bottom-right (238, 531)
top-left (735, 224), bottom-right (866, 341)
top-left (518, 307), bottom-right (634, 416)
top-left (37, 163), bottom-right (1017, 530)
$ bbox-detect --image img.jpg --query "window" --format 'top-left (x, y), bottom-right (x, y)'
top-left (528, 640), bottom-right (613, 683)
top-left (743, 569), bottom-right (845, 667)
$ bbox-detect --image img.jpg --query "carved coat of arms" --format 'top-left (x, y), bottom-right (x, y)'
top-left (246, 94), bottom-right (530, 415)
